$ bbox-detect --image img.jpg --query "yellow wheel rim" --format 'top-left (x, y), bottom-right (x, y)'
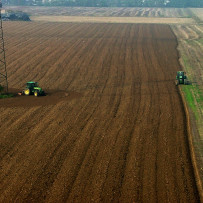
top-left (25, 89), bottom-right (29, 95)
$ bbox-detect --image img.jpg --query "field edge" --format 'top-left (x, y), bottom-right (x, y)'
top-left (178, 86), bottom-right (203, 202)
top-left (170, 23), bottom-right (203, 200)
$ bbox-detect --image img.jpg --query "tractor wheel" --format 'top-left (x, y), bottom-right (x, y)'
top-left (34, 91), bottom-right (39, 97)
top-left (24, 89), bottom-right (30, 96)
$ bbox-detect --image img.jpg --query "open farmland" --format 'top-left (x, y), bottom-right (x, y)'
top-left (0, 22), bottom-right (200, 202)
top-left (191, 8), bottom-right (203, 21)
top-left (5, 6), bottom-right (193, 18)
top-left (172, 23), bottom-right (203, 191)
top-left (5, 6), bottom-right (196, 24)
top-left (30, 15), bottom-right (195, 24)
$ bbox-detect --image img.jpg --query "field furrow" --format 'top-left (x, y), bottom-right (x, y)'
top-left (0, 22), bottom-right (200, 202)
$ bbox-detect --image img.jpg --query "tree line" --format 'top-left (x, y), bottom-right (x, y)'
top-left (4, 0), bottom-right (203, 7)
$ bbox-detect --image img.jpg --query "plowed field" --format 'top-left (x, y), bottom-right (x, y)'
top-left (0, 22), bottom-right (200, 202)
top-left (6, 6), bottom-right (192, 18)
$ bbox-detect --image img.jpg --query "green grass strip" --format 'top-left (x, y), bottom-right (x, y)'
top-left (0, 94), bottom-right (14, 99)
top-left (182, 85), bottom-right (203, 121)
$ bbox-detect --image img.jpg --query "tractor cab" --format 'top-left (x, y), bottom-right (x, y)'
top-left (176, 71), bottom-right (188, 85)
top-left (176, 71), bottom-right (185, 78)
top-left (26, 81), bottom-right (38, 90)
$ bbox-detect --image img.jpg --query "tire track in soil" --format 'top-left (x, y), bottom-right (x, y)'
top-left (45, 26), bottom-right (120, 202)
top-left (46, 24), bottom-right (130, 201)
top-left (0, 22), bottom-right (200, 202)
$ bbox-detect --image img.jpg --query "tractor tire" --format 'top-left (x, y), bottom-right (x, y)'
top-left (24, 89), bottom-right (30, 96)
top-left (34, 91), bottom-right (39, 97)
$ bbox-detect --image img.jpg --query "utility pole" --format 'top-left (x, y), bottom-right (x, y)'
top-left (0, 0), bottom-right (8, 92)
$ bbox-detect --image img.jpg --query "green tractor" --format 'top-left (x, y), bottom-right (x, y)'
top-left (176, 71), bottom-right (189, 85)
top-left (22, 81), bottom-right (45, 97)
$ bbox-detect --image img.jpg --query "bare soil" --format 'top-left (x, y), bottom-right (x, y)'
top-left (0, 22), bottom-right (200, 202)
top-left (0, 89), bottom-right (81, 107)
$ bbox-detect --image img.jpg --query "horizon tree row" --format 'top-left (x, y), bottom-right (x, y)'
top-left (2, 0), bottom-right (203, 7)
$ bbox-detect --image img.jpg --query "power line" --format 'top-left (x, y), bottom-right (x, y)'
top-left (0, 1), bottom-right (8, 93)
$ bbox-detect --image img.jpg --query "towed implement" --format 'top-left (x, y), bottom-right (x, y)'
top-left (19, 81), bottom-right (45, 97)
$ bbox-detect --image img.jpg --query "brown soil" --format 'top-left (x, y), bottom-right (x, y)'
top-left (0, 22), bottom-right (200, 202)
top-left (0, 89), bottom-right (81, 107)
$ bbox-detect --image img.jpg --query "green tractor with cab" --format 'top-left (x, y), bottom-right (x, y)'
top-left (176, 71), bottom-right (189, 86)
top-left (22, 81), bottom-right (45, 97)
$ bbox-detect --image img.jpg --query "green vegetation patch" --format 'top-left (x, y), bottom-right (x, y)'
top-left (185, 39), bottom-right (203, 46)
top-left (182, 84), bottom-right (203, 121)
top-left (0, 85), bottom-right (13, 99)
top-left (0, 94), bottom-right (14, 99)
top-left (196, 38), bottom-right (203, 44)
top-left (181, 51), bottom-right (203, 121)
